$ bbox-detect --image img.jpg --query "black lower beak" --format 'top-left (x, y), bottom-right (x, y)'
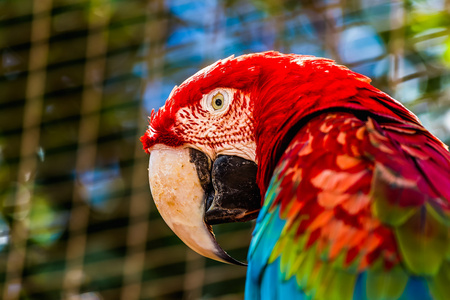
top-left (189, 149), bottom-right (261, 225)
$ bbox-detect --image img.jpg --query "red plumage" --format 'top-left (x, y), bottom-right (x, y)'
top-left (142, 51), bottom-right (450, 298)
top-left (269, 111), bottom-right (450, 274)
top-left (142, 51), bottom-right (448, 196)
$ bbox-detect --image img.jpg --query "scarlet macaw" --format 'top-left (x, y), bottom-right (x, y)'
top-left (141, 52), bottom-right (450, 299)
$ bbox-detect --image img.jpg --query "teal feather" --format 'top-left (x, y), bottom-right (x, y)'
top-left (247, 174), bottom-right (308, 299)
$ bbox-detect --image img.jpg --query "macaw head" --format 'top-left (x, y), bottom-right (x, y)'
top-left (141, 53), bottom-right (267, 265)
top-left (140, 51), bottom-right (378, 264)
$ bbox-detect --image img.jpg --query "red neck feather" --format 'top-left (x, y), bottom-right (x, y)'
top-left (251, 53), bottom-right (423, 193)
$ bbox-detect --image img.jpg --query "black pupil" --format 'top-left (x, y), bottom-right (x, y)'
top-left (215, 98), bottom-right (223, 107)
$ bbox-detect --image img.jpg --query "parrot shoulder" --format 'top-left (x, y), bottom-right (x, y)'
top-left (247, 111), bottom-right (450, 300)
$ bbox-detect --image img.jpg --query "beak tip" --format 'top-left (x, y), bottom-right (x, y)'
top-left (216, 252), bottom-right (247, 266)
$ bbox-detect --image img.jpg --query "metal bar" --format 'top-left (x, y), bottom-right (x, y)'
top-left (388, 0), bottom-right (406, 93)
top-left (120, 1), bottom-right (167, 299)
top-left (62, 1), bottom-right (110, 298)
top-left (2, 1), bottom-right (52, 299)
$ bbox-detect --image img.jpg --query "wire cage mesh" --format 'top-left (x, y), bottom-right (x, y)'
top-left (1, 0), bottom-right (450, 299)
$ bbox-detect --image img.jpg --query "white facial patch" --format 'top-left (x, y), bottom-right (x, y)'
top-left (175, 90), bottom-right (256, 162)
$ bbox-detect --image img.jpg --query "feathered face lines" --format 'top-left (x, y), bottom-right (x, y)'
top-left (140, 52), bottom-right (279, 159)
top-left (173, 89), bottom-right (256, 161)
top-left (142, 79), bottom-right (257, 161)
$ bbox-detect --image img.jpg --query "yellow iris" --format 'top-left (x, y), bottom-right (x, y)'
top-left (212, 92), bottom-right (224, 110)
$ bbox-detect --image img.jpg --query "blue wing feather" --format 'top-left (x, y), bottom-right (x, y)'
top-left (246, 177), bottom-right (308, 299)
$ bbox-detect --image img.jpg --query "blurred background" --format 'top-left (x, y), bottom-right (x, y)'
top-left (1, 0), bottom-right (450, 299)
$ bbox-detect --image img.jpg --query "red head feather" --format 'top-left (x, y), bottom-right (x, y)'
top-left (140, 52), bottom-right (264, 153)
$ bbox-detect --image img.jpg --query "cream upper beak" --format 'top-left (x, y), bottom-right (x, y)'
top-left (148, 146), bottom-right (245, 265)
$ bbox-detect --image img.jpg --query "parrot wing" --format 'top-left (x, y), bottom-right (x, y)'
top-left (246, 111), bottom-right (450, 300)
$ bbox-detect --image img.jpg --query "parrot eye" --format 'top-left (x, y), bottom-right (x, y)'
top-left (203, 88), bottom-right (231, 113)
top-left (212, 93), bottom-right (224, 110)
